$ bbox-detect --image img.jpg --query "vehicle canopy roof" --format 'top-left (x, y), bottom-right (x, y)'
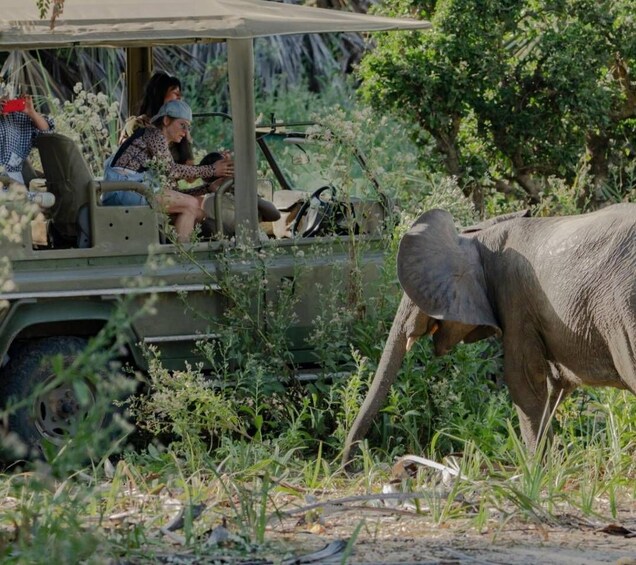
top-left (0, 0), bottom-right (431, 244)
top-left (0, 0), bottom-right (430, 47)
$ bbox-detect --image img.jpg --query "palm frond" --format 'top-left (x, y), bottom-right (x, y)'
top-left (1, 0), bottom-right (370, 118)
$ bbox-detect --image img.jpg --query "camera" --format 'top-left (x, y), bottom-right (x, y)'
top-left (2, 98), bottom-right (26, 114)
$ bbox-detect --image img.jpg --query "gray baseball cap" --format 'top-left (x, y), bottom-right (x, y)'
top-left (151, 99), bottom-right (192, 123)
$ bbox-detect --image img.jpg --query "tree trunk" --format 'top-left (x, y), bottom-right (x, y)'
top-left (584, 131), bottom-right (610, 207)
top-left (428, 115), bottom-right (463, 179)
top-left (513, 172), bottom-right (541, 204)
top-left (511, 151), bottom-right (541, 203)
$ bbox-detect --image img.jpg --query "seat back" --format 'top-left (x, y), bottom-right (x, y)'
top-left (21, 158), bottom-right (41, 187)
top-left (34, 133), bottom-right (93, 242)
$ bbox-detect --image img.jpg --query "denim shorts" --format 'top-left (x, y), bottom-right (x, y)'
top-left (101, 188), bottom-right (148, 206)
top-left (102, 157), bottom-right (151, 206)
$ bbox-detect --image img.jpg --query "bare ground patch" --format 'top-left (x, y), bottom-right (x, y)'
top-left (267, 511), bottom-right (636, 564)
top-left (263, 489), bottom-right (636, 564)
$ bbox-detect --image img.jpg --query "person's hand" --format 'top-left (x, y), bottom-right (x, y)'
top-left (23, 94), bottom-right (36, 117)
top-left (20, 94), bottom-right (50, 131)
top-left (213, 156), bottom-right (234, 177)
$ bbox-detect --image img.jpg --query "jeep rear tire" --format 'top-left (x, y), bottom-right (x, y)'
top-left (0, 336), bottom-right (104, 459)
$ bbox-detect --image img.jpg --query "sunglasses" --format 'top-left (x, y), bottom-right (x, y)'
top-left (170, 119), bottom-right (191, 132)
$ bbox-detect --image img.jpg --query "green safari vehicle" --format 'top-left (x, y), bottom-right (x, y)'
top-left (0, 0), bottom-right (429, 455)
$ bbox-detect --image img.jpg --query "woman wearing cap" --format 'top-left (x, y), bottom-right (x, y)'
top-left (119, 71), bottom-right (193, 165)
top-left (121, 71), bottom-right (233, 184)
top-left (103, 99), bottom-right (234, 243)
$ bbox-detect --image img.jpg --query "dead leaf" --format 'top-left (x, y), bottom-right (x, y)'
top-left (597, 523), bottom-right (636, 537)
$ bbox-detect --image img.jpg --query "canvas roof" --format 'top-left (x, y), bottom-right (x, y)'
top-left (0, 0), bottom-right (431, 49)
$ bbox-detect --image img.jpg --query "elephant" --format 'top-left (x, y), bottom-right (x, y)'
top-left (343, 204), bottom-right (636, 465)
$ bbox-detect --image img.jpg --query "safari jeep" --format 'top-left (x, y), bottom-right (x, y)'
top-left (0, 1), bottom-right (429, 454)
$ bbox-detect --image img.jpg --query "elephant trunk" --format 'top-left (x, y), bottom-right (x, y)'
top-left (342, 293), bottom-right (431, 467)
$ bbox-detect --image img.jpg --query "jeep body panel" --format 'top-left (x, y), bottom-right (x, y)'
top-left (1, 236), bottom-right (384, 371)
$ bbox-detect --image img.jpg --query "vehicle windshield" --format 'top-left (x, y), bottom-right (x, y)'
top-left (192, 114), bottom-right (380, 200)
top-left (257, 128), bottom-right (378, 198)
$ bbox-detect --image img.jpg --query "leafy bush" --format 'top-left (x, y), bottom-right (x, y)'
top-left (47, 82), bottom-right (120, 176)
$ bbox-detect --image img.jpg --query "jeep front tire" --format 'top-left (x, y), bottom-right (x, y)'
top-left (0, 336), bottom-right (105, 459)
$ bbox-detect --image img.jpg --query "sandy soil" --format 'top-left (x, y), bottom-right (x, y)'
top-left (269, 501), bottom-right (636, 564)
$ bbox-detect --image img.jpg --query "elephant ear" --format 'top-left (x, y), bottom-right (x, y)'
top-left (397, 209), bottom-right (500, 332)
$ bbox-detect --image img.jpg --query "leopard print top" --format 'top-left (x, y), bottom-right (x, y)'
top-left (112, 126), bottom-right (214, 190)
top-left (120, 115), bottom-right (194, 164)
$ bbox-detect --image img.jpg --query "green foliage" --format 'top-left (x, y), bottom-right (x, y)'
top-left (43, 82), bottom-right (120, 176)
top-left (36, 0), bottom-right (64, 22)
top-left (0, 480), bottom-right (103, 563)
top-left (0, 307), bottom-right (140, 562)
top-left (360, 0), bottom-right (636, 205)
top-left (371, 338), bottom-right (510, 458)
top-left (129, 353), bottom-right (246, 466)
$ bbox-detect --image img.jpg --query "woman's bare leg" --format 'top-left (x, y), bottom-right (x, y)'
top-left (157, 190), bottom-right (206, 242)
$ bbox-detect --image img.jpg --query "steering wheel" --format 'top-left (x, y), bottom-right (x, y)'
top-left (290, 185), bottom-right (336, 238)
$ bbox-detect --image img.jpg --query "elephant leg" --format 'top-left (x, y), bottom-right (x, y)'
top-left (545, 363), bottom-right (576, 428)
top-left (607, 326), bottom-right (636, 394)
top-left (503, 340), bottom-right (554, 453)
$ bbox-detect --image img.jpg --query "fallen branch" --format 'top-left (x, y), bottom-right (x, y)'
top-left (268, 491), bottom-right (459, 524)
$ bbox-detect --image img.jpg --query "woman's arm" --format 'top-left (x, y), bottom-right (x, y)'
top-left (146, 128), bottom-right (220, 184)
top-left (24, 95), bottom-right (51, 131)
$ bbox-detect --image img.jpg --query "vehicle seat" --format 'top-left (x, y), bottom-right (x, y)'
top-left (201, 180), bottom-right (281, 239)
top-left (266, 190), bottom-right (307, 238)
top-left (22, 158), bottom-right (42, 187)
top-left (34, 133), bottom-right (93, 247)
top-left (34, 133), bottom-right (161, 251)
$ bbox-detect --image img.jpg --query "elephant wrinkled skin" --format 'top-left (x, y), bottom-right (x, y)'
top-left (343, 204), bottom-right (636, 465)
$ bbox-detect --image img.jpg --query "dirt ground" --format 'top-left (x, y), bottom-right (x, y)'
top-left (272, 519), bottom-right (636, 564)
top-left (138, 467), bottom-right (636, 564)
top-left (269, 504), bottom-right (636, 564)
top-left (6, 468), bottom-right (631, 564)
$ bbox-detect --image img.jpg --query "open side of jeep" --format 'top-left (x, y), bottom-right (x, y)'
top-left (2, 119), bottom-right (391, 366)
top-left (0, 125), bottom-right (392, 450)
top-left (0, 1), bottom-right (429, 452)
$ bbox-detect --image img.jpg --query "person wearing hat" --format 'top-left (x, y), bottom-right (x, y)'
top-left (119, 71), bottom-right (194, 166)
top-left (103, 99), bottom-right (234, 243)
